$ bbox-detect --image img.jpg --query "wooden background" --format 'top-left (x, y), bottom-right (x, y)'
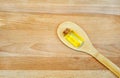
top-left (0, 0), bottom-right (120, 78)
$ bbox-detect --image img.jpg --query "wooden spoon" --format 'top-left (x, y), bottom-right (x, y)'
top-left (57, 21), bottom-right (120, 77)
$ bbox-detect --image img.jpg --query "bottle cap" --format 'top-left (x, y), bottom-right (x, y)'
top-left (63, 28), bottom-right (71, 35)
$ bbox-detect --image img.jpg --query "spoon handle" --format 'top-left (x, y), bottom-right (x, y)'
top-left (93, 52), bottom-right (120, 77)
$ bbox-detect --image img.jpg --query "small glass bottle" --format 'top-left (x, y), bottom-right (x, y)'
top-left (63, 28), bottom-right (84, 48)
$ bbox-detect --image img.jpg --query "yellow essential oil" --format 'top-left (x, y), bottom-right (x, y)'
top-left (63, 28), bottom-right (84, 47)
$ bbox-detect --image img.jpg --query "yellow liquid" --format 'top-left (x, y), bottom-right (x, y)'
top-left (64, 30), bottom-right (84, 47)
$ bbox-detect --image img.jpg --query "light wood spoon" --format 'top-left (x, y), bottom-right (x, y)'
top-left (57, 21), bottom-right (120, 77)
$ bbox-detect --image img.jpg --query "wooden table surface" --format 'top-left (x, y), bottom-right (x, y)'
top-left (0, 0), bottom-right (120, 78)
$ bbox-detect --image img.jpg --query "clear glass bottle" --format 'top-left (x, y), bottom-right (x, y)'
top-left (63, 28), bottom-right (84, 47)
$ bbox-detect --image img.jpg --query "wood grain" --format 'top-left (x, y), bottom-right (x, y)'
top-left (0, 57), bottom-right (119, 70)
top-left (0, 12), bottom-right (120, 70)
top-left (0, 0), bottom-right (120, 78)
top-left (0, 0), bottom-right (120, 15)
top-left (0, 70), bottom-right (117, 78)
top-left (0, 12), bottom-right (120, 78)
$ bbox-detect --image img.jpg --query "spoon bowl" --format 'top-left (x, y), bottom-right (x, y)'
top-left (57, 21), bottom-right (96, 55)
